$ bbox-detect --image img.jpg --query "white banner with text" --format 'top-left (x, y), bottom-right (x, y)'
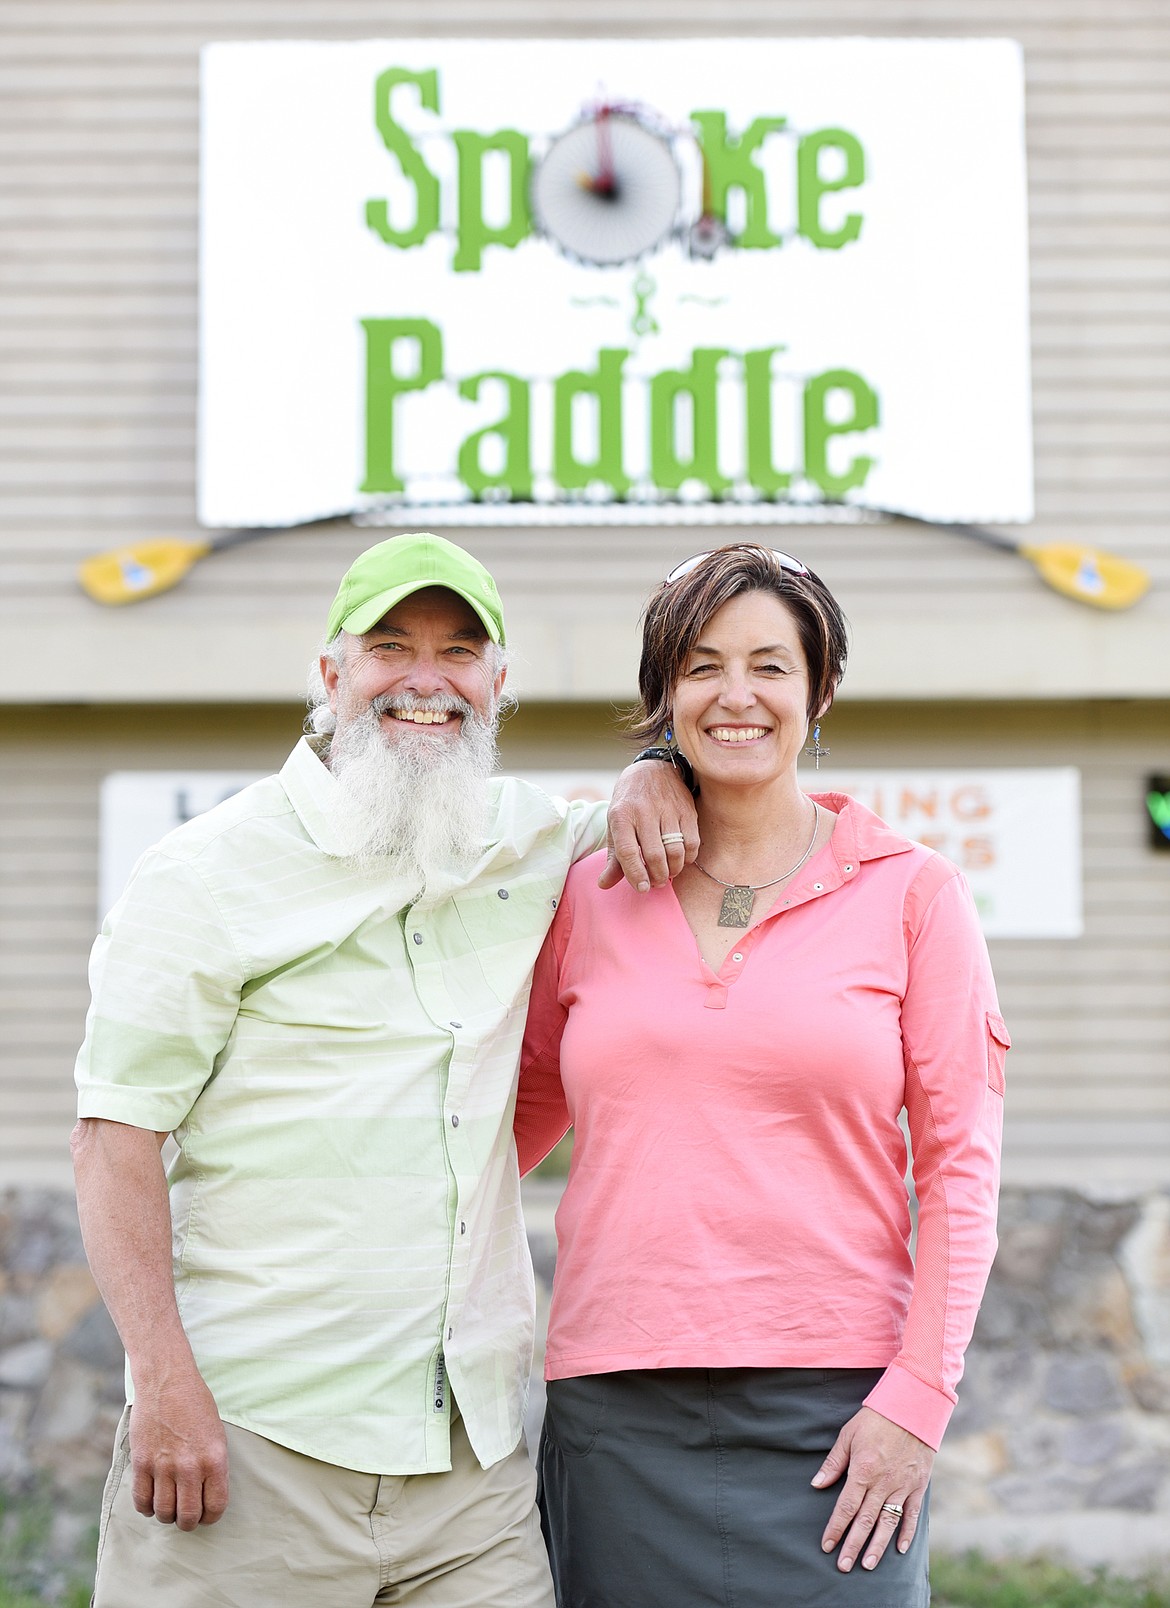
top-left (101, 766), bottom-right (1077, 938)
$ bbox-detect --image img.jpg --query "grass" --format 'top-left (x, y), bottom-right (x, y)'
top-left (932, 1551), bottom-right (1170, 1608)
top-left (530, 1130), bottom-right (573, 1178)
top-left (0, 1484), bottom-right (94, 1608)
top-left (0, 1591), bottom-right (90, 1608)
top-left (0, 1577), bottom-right (90, 1608)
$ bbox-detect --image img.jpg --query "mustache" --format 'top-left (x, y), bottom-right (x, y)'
top-left (368, 690), bottom-right (477, 722)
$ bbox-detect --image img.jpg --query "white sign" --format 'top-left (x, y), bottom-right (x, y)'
top-left (813, 766), bottom-right (1082, 938)
top-left (97, 768), bottom-right (615, 920)
top-left (99, 772), bottom-right (264, 920)
top-left (100, 766), bottom-right (1078, 938)
top-left (200, 37), bottom-right (1032, 529)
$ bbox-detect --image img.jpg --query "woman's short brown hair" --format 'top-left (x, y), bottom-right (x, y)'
top-left (632, 544), bottom-right (849, 743)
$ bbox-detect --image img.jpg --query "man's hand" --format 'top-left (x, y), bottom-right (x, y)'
top-left (600, 759), bottom-right (699, 891)
top-left (812, 1406), bottom-right (934, 1573)
top-left (71, 1118), bottom-right (233, 1527)
top-left (130, 1367), bottom-right (229, 1529)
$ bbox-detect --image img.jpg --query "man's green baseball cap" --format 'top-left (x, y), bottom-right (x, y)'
top-left (326, 532), bottom-right (506, 645)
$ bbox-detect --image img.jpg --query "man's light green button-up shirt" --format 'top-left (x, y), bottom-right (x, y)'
top-left (76, 738), bottom-right (605, 1474)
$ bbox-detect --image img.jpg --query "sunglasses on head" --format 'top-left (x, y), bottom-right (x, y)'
top-left (664, 548), bottom-right (810, 585)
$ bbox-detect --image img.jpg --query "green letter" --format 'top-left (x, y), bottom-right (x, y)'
top-left (650, 349), bottom-right (731, 495)
top-left (743, 347), bottom-right (792, 496)
top-left (452, 130), bottom-right (531, 273)
top-left (553, 349), bottom-right (631, 498)
top-left (457, 372), bottom-right (532, 499)
top-left (691, 112), bottom-right (787, 248)
top-left (366, 68), bottom-right (441, 249)
top-left (361, 318), bottom-right (443, 493)
top-left (803, 369), bottom-right (879, 498)
top-left (797, 128), bottom-right (865, 249)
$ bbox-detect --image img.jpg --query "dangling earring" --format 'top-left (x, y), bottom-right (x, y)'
top-left (663, 723), bottom-right (675, 748)
top-left (805, 720), bottom-right (829, 771)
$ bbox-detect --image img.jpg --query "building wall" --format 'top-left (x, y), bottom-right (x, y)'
top-left (3, 697), bottom-right (1168, 1192)
top-left (1, 5), bottom-right (1168, 1559)
top-left (0, 0), bottom-right (1167, 702)
top-left (2, 2), bottom-right (1166, 1183)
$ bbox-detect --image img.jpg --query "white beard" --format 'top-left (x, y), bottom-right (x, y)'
top-left (326, 691), bottom-right (497, 892)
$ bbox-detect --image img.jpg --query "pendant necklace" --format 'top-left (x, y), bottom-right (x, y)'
top-left (695, 801), bottom-right (821, 929)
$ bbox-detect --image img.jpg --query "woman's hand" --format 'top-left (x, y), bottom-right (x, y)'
top-left (811, 1406), bottom-right (934, 1573)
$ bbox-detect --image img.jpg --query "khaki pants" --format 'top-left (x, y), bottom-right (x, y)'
top-left (92, 1404), bottom-right (554, 1608)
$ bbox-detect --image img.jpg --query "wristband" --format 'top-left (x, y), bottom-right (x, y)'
top-left (632, 746), bottom-right (699, 797)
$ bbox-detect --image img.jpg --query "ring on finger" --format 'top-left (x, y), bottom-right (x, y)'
top-left (660, 832), bottom-right (686, 845)
top-left (880, 1502), bottom-right (904, 1518)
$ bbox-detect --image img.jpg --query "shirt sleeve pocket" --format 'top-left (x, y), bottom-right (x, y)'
top-left (986, 1011), bottom-right (1010, 1096)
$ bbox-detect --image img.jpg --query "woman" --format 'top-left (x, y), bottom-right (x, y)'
top-left (515, 545), bottom-right (1007, 1607)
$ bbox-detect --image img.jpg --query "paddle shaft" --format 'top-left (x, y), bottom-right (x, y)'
top-left (841, 505), bottom-right (1022, 554)
top-left (207, 517), bottom-right (344, 553)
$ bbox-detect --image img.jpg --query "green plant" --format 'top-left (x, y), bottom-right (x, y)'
top-left (0, 1482), bottom-right (95, 1608)
top-left (0, 1577), bottom-right (91, 1608)
top-left (531, 1130), bottom-right (573, 1178)
top-left (932, 1551), bottom-right (1170, 1608)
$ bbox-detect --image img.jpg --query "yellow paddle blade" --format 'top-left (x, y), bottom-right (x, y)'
top-left (1019, 542), bottom-right (1151, 611)
top-left (78, 538), bottom-right (214, 605)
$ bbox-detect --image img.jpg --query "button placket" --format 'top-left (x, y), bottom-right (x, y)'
top-left (717, 932), bottom-right (756, 985)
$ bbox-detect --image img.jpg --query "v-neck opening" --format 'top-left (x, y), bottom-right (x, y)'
top-left (666, 834), bottom-right (839, 989)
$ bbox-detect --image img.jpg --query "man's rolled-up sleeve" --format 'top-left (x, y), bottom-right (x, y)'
top-left (567, 798), bottom-right (609, 862)
top-left (75, 850), bottom-right (247, 1134)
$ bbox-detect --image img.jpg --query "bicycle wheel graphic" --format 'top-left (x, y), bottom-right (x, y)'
top-left (531, 111), bottom-right (683, 266)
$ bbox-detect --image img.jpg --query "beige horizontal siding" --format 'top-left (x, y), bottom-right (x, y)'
top-left (2, 2), bottom-right (1170, 31)
top-left (3, 698), bottom-right (1168, 1190)
top-left (0, 2), bottom-right (1167, 1191)
top-left (0, 0), bottom-right (1168, 702)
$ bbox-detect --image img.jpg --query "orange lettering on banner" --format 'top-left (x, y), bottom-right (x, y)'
top-left (963, 837), bottom-right (996, 870)
top-left (901, 789), bottom-right (939, 820)
top-left (917, 833), bottom-right (948, 853)
top-left (952, 785), bottom-right (992, 821)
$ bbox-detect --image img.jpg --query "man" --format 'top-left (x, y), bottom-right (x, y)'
top-left (73, 533), bottom-right (696, 1607)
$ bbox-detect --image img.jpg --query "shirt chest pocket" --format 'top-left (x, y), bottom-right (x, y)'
top-left (453, 877), bottom-right (561, 1006)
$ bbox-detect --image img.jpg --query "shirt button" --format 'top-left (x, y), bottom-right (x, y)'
top-left (460, 1221), bottom-right (466, 1235)
top-left (551, 896), bottom-right (558, 909)
top-left (449, 1020), bottom-right (462, 1029)
top-left (732, 952), bottom-right (744, 963)
top-left (451, 1114), bottom-right (460, 1128)
top-left (412, 932), bottom-right (423, 945)
top-left (844, 864), bottom-right (855, 874)
top-left (813, 883), bottom-right (824, 891)
top-left (497, 888), bottom-right (510, 900)
top-left (447, 1326), bottom-right (453, 1340)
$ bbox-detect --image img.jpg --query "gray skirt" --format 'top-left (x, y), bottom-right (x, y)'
top-left (539, 1367), bottom-right (930, 1608)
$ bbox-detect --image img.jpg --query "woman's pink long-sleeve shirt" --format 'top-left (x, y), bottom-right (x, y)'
top-left (515, 794), bottom-right (1007, 1451)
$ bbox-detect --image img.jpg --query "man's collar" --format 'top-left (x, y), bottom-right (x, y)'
top-left (279, 735), bottom-right (349, 856)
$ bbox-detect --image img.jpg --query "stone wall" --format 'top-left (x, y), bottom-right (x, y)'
top-left (2, 1185), bottom-right (1169, 1592)
top-left (929, 1189), bottom-right (1170, 1566)
top-left (0, 1188), bottom-right (123, 1597)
